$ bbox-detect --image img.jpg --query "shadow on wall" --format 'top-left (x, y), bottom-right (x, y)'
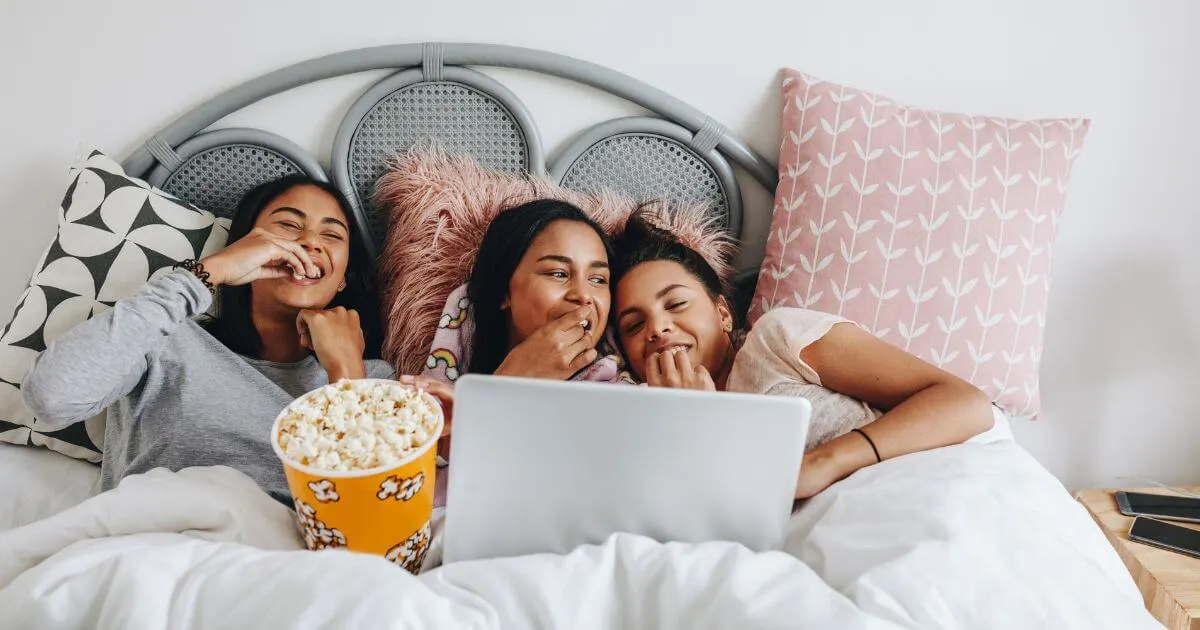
top-left (729, 70), bottom-right (784, 275)
top-left (1030, 252), bottom-right (1200, 489)
top-left (0, 159), bottom-right (64, 313)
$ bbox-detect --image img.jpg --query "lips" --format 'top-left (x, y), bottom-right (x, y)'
top-left (288, 274), bottom-right (321, 287)
top-left (287, 259), bottom-right (328, 285)
top-left (558, 306), bottom-right (596, 333)
top-left (647, 341), bottom-right (691, 357)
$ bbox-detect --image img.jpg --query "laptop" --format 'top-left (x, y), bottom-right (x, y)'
top-left (441, 374), bottom-right (811, 564)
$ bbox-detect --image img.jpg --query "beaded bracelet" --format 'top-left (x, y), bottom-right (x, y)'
top-left (173, 259), bottom-right (216, 295)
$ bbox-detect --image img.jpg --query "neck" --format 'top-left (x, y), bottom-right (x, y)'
top-left (251, 294), bottom-right (308, 363)
top-left (711, 335), bottom-right (736, 391)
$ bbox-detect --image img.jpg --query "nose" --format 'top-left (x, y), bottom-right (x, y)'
top-left (564, 276), bottom-right (592, 306)
top-left (645, 311), bottom-right (673, 341)
top-left (296, 229), bottom-right (323, 254)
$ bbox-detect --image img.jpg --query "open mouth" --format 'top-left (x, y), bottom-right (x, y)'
top-left (648, 342), bottom-right (691, 357)
top-left (287, 261), bottom-right (326, 285)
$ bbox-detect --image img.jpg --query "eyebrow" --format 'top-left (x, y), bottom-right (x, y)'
top-left (269, 206), bottom-right (349, 232)
top-left (536, 254), bottom-right (609, 269)
top-left (617, 284), bottom-right (687, 320)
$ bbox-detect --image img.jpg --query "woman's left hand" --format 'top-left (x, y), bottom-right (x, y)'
top-left (297, 307), bottom-right (366, 382)
top-left (793, 450), bottom-right (843, 499)
top-left (793, 432), bottom-right (880, 499)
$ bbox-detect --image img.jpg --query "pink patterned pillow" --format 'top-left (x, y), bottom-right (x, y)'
top-left (375, 148), bottom-right (736, 376)
top-left (750, 69), bottom-right (1089, 418)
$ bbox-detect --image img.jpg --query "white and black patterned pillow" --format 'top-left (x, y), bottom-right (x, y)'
top-left (0, 150), bottom-right (230, 461)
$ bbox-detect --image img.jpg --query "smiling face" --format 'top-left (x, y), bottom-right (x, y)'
top-left (503, 219), bottom-right (612, 346)
top-left (614, 259), bottom-right (734, 381)
top-left (250, 184), bottom-right (352, 311)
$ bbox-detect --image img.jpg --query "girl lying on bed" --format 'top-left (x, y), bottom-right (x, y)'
top-left (407, 198), bottom-right (631, 408)
top-left (610, 211), bottom-right (996, 499)
top-left (400, 198), bottom-right (630, 505)
top-left (22, 175), bottom-right (390, 506)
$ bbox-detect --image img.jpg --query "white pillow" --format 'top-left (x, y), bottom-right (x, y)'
top-left (0, 443), bottom-right (99, 531)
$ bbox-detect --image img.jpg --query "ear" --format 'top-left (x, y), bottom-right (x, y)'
top-left (716, 296), bottom-right (734, 332)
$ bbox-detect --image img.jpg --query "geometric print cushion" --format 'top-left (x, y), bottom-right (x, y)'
top-left (750, 69), bottom-right (1090, 420)
top-left (0, 149), bottom-right (230, 461)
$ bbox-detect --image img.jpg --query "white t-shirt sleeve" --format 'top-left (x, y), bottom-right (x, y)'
top-left (733, 308), bottom-right (855, 389)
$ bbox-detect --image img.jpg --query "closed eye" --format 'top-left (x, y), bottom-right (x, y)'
top-left (622, 319), bottom-right (645, 335)
top-left (666, 300), bottom-right (688, 311)
top-left (277, 221), bottom-right (302, 231)
top-left (322, 231), bottom-right (345, 241)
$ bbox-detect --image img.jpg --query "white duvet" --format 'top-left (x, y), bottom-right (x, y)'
top-left (0, 441), bottom-right (1160, 629)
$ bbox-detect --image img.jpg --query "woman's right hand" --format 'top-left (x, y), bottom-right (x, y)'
top-left (645, 347), bottom-right (715, 391)
top-left (494, 303), bottom-right (599, 380)
top-left (398, 374), bottom-right (455, 433)
top-left (200, 227), bottom-right (321, 286)
top-left (399, 375), bottom-right (455, 466)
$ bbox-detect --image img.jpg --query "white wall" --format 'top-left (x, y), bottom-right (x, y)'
top-left (2, 0), bottom-right (1197, 490)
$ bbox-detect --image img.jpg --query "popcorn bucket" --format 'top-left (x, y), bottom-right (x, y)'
top-left (270, 379), bottom-right (443, 574)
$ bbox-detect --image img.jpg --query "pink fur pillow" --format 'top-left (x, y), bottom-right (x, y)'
top-left (375, 148), bottom-right (736, 375)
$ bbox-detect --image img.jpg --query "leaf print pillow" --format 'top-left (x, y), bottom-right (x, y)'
top-left (750, 69), bottom-right (1089, 419)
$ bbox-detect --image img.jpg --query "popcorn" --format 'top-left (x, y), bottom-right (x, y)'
top-left (276, 380), bottom-right (441, 472)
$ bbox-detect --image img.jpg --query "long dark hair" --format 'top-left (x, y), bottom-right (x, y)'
top-left (467, 199), bottom-right (614, 375)
top-left (203, 175), bottom-right (383, 360)
top-left (614, 210), bottom-right (728, 300)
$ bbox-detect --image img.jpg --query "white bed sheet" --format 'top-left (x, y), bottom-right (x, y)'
top-left (0, 443), bottom-right (99, 532)
top-left (0, 405), bottom-right (1009, 535)
top-left (0, 437), bottom-right (1158, 629)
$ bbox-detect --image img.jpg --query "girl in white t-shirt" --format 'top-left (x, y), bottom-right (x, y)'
top-left (611, 212), bottom-right (995, 499)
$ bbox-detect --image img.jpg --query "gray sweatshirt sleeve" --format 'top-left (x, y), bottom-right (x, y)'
top-left (365, 359), bottom-right (397, 380)
top-left (22, 268), bottom-right (213, 431)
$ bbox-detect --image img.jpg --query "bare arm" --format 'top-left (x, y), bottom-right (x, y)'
top-left (794, 322), bottom-right (994, 498)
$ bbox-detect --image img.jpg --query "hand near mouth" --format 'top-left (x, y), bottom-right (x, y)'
top-left (494, 302), bottom-right (601, 380)
top-left (645, 346), bottom-right (715, 391)
top-left (200, 227), bottom-right (322, 287)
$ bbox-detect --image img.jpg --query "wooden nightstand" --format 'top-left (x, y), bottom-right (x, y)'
top-left (1076, 488), bottom-right (1200, 630)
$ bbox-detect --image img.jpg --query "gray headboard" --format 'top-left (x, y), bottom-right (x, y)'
top-left (122, 43), bottom-right (777, 293)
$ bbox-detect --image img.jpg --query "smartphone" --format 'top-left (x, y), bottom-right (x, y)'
top-left (1115, 491), bottom-right (1200, 523)
top-left (1128, 517), bottom-right (1200, 560)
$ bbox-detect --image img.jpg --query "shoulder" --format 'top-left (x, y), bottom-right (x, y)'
top-left (178, 318), bottom-right (220, 349)
top-left (746, 308), bottom-right (854, 351)
top-left (365, 359), bottom-right (397, 380)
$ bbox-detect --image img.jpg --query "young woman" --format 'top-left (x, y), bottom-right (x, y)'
top-left (23, 175), bottom-right (391, 505)
top-left (411, 199), bottom-right (628, 398)
top-left (406, 199), bottom-right (628, 494)
top-left (610, 213), bottom-right (995, 499)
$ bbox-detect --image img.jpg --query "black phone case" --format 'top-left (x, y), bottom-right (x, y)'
top-left (1128, 517), bottom-right (1200, 560)
top-left (1115, 491), bottom-right (1200, 524)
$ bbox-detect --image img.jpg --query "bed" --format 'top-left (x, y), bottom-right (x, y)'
top-left (0, 43), bottom-right (1161, 629)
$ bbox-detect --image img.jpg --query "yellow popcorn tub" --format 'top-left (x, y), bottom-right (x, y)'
top-left (270, 379), bottom-right (444, 574)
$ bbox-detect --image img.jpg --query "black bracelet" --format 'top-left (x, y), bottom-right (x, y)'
top-left (173, 259), bottom-right (215, 295)
top-left (852, 428), bottom-right (882, 463)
